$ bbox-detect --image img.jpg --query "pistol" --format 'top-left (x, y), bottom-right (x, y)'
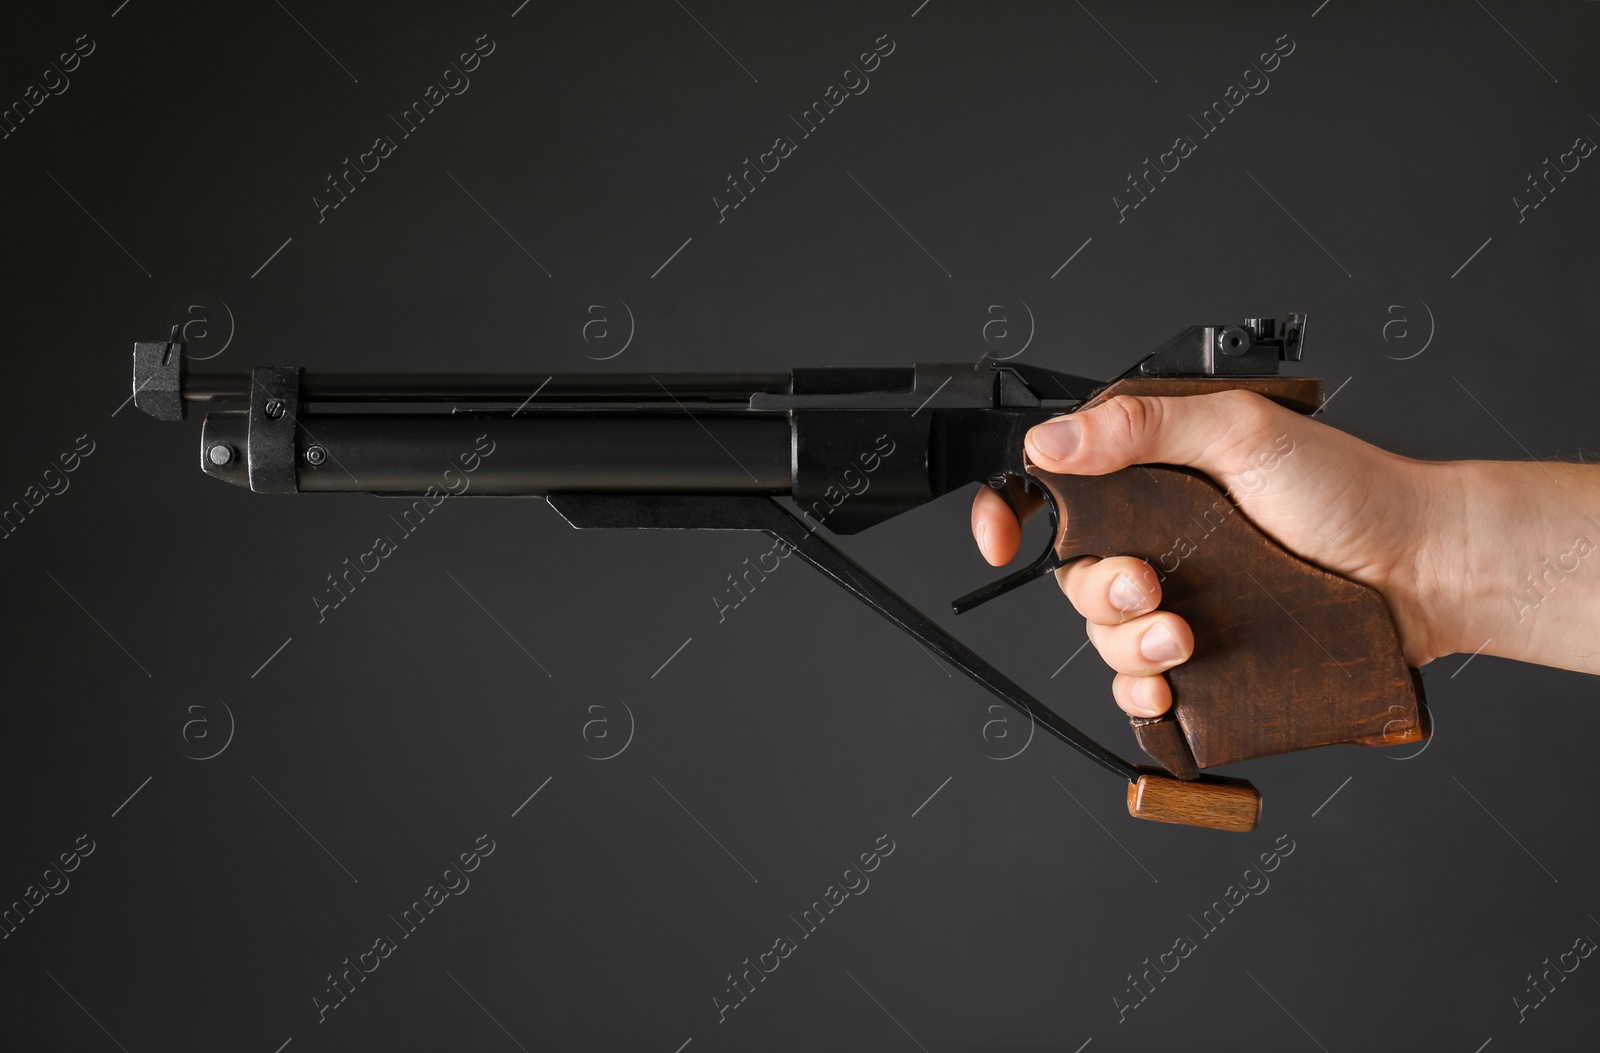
top-left (131, 313), bottom-right (1427, 832)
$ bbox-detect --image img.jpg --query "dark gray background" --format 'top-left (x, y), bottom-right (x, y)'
top-left (3, 1), bottom-right (1598, 1050)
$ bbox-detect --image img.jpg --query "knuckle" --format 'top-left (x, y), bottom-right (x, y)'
top-left (1213, 389), bottom-right (1275, 436)
top-left (1087, 621), bottom-right (1124, 659)
top-left (1102, 558), bottom-right (1159, 611)
top-left (1207, 389), bottom-right (1283, 468)
top-left (1095, 395), bottom-right (1158, 448)
top-left (1119, 554), bottom-right (1158, 581)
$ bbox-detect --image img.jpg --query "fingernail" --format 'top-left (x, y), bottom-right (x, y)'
top-left (1028, 417), bottom-right (1080, 461)
top-left (1140, 622), bottom-right (1182, 664)
top-left (1109, 573), bottom-right (1148, 612)
top-left (978, 521), bottom-right (991, 562)
top-left (1129, 678), bottom-right (1165, 716)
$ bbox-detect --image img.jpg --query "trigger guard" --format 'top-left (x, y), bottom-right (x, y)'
top-left (952, 478), bottom-right (1065, 615)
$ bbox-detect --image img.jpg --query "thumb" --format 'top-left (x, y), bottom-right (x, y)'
top-left (1024, 390), bottom-right (1289, 479)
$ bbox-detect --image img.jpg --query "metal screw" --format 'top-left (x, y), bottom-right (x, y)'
top-left (263, 399), bottom-right (285, 420)
top-left (208, 444), bottom-right (233, 466)
top-left (304, 445), bottom-right (327, 466)
top-left (1217, 326), bottom-right (1252, 357)
top-left (987, 473), bottom-right (1008, 489)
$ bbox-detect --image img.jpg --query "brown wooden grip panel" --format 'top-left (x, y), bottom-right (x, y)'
top-left (1079, 375), bottom-right (1326, 415)
top-left (1129, 715), bottom-right (1200, 780)
top-left (1127, 769), bottom-right (1260, 832)
top-left (1026, 462), bottom-right (1428, 774)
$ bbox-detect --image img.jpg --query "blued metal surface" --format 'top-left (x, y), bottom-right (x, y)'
top-left (1138, 314), bottom-right (1307, 376)
top-left (205, 413), bottom-right (793, 494)
top-left (181, 371), bottom-right (791, 404)
top-left (246, 366), bottom-right (302, 494)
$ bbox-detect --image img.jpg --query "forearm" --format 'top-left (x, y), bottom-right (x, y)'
top-left (1418, 459), bottom-right (1600, 673)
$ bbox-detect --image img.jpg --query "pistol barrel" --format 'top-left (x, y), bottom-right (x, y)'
top-left (135, 338), bottom-right (1101, 528)
top-left (198, 411), bottom-right (793, 494)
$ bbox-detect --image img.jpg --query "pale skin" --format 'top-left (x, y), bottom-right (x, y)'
top-left (969, 390), bottom-right (1600, 719)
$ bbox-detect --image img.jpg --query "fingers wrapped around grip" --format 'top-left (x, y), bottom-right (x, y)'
top-left (1113, 673), bottom-right (1174, 720)
top-left (1056, 554), bottom-right (1162, 622)
top-left (1084, 613), bottom-right (1193, 677)
top-left (970, 391), bottom-right (1294, 721)
top-left (1057, 555), bottom-right (1190, 718)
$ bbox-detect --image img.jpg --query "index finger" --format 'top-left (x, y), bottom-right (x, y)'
top-left (971, 479), bottom-right (1045, 566)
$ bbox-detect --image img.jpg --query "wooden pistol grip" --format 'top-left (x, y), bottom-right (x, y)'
top-left (1026, 463), bottom-right (1429, 775)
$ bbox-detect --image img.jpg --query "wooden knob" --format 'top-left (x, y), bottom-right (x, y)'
top-left (1126, 769), bottom-right (1261, 832)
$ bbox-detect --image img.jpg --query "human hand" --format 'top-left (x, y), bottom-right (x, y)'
top-left (970, 390), bottom-right (1468, 719)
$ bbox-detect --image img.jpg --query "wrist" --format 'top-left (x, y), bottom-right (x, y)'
top-left (1381, 457), bottom-right (1479, 666)
top-left (1400, 459), bottom-right (1598, 669)
top-left (1404, 459), bottom-right (1508, 663)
